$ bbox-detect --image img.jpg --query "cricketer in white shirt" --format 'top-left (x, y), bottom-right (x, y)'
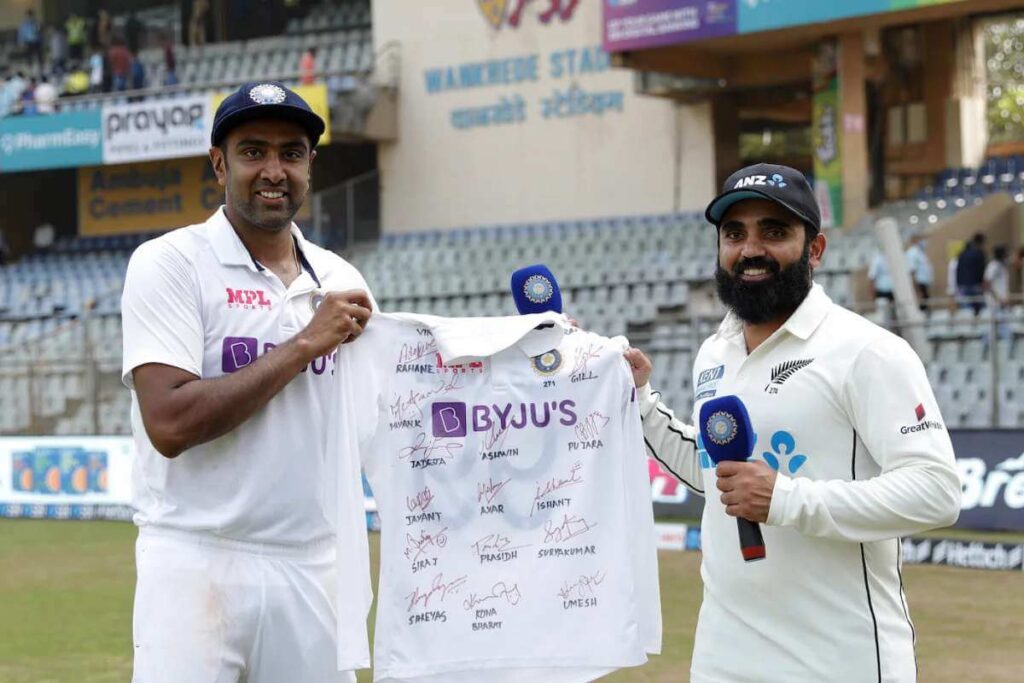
top-left (328, 311), bottom-right (661, 681)
top-left (121, 207), bottom-right (373, 682)
top-left (638, 287), bottom-right (960, 682)
top-left (631, 162), bottom-right (961, 683)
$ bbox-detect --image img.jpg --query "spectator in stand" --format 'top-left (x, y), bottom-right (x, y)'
top-left (956, 232), bottom-right (987, 313)
top-left (19, 78), bottom-right (37, 115)
top-left (92, 9), bottom-right (112, 50)
top-left (129, 57), bottom-right (147, 100)
top-left (0, 73), bottom-right (22, 118)
top-left (108, 36), bottom-right (133, 92)
top-left (66, 13), bottom-right (87, 62)
top-left (868, 248), bottom-right (894, 304)
top-left (984, 245), bottom-right (1010, 311)
top-left (904, 232), bottom-right (933, 310)
top-left (190, 0), bottom-right (210, 47)
top-left (945, 241), bottom-right (962, 309)
top-left (63, 62), bottom-right (90, 96)
top-left (125, 11), bottom-right (144, 55)
top-left (18, 9), bottom-right (43, 70)
top-left (49, 24), bottom-right (68, 75)
top-left (89, 46), bottom-right (105, 93)
top-left (162, 33), bottom-right (178, 86)
top-left (300, 46), bottom-right (317, 84)
top-left (34, 75), bottom-right (58, 114)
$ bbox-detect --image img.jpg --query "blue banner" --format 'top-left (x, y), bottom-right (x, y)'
top-left (0, 110), bottom-right (103, 172)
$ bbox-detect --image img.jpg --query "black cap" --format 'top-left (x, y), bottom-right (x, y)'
top-left (705, 163), bottom-right (821, 233)
top-left (211, 81), bottom-right (325, 148)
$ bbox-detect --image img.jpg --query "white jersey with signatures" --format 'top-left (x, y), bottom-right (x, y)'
top-left (330, 312), bottom-right (660, 682)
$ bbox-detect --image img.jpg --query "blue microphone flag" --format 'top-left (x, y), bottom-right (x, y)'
top-left (511, 264), bottom-right (563, 315)
top-left (699, 395), bottom-right (755, 464)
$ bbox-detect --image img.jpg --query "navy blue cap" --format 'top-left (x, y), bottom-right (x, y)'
top-left (705, 163), bottom-right (821, 233)
top-left (211, 81), bottom-right (325, 148)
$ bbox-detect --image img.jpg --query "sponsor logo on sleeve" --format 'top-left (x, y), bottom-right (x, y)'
top-left (899, 402), bottom-right (944, 435)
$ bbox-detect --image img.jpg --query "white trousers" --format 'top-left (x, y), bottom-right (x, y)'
top-left (132, 527), bottom-right (356, 683)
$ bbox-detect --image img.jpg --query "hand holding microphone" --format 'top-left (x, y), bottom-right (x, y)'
top-left (699, 395), bottom-right (775, 562)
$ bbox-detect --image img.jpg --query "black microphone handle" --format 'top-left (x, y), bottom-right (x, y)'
top-left (737, 518), bottom-right (766, 562)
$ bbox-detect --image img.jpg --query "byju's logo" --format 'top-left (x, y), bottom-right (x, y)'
top-left (432, 402), bottom-right (468, 438)
top-left (223, 337), bottom-right (258, 373)
top-left (761, 430), bottom-right (808, 474)
top-left (226, 288), bottom-right (272, 310)
top-left (430, 399), bottom-right (577, 437)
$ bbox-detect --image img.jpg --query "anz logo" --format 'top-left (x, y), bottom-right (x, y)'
top-left (733, 173), bottom-right (787, 189)
top-left (761, 431), bottom-right (808, 474)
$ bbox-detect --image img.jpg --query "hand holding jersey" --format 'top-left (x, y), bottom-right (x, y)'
top-left (297, 288), bottom-right (373, 355)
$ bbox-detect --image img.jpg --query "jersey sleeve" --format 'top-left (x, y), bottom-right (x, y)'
top-left (766, 335), bottom-right (961, 542)
top-left (637, 384), bottom-right (704, 495)
top-left (120, 240), bottom-right (204, 389)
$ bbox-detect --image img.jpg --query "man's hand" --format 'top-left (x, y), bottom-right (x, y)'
top-left (716, 461), bottom-right (777, 523)
top-left (297, 289), bottom-right (373, 358)
top-left (623, 347), bottom-right (652, 388)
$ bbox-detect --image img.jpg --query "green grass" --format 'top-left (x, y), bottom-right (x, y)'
top-left (0, 520), bottom-right (1021, 682)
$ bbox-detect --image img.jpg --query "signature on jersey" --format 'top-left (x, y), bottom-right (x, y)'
top-left (557, 571), bottom-right (605, 600)
top-left (404, 526), bottom-right (449, 562)
top-left (406, 573), bottom-right (467, 612)
top-left (462, 581), bottom-right (523, 611)
top-left (389, 374), bottom-right (464, 421)
top-left (398, 433), bottom-right (463, 462)
top-left (477, 477), bottom-right (511, 504)
top-left (543, 513), bottom-right (598, 544)
top-left (532, 461), bottom-right (583, 516)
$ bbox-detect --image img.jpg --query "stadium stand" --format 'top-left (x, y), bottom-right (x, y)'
top-left (0, 195), bottom-right (1018, 435)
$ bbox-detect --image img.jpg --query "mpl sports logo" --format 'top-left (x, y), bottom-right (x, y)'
top-left (226, 287), bottom-right (272, 310)
top-left (431, 399), bottom-right (577, 437)
top-left (477, 0), bottom-right (580, 29)
top-left (899, 402), bottom-right (944, 435)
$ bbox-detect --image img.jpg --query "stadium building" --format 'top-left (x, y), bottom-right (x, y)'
top-left (0, 0), bottom-right (1020, 554)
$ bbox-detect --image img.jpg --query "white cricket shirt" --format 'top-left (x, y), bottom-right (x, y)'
top-left (121, 207), bottom-right (373, 546)
top-left (639, 284), bottom-right (960, 683)
top-left (330, 312), bottom-right (660, 681)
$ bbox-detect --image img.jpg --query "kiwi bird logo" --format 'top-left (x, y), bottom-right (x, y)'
top-left (477, 0), bottom-right (580, 29)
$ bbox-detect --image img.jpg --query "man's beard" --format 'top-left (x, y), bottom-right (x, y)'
top-left (714, 243), bottom-right (813, 324)
top-left (229, 186), bottom-right (301, 232)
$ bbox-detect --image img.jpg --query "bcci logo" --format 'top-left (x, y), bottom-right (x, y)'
top-left (705, 411), bottom-right (738, 446)
top-left (249, 83), bottom-right (287, 105)
top-left (524, 274), bottom-right (554, 304)
top-left (532, 349), bottom-right (562, 376)
top-left (476, 0), bottom-right (580, 29)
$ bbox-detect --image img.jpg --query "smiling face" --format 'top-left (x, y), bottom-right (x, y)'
top-left (714, 198), bottom-right (826, 324)
top-left (210, 118), bottom-right (315, 233)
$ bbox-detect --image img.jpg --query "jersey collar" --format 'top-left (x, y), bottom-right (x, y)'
top-left (208, 206), bottom-right (334, 284)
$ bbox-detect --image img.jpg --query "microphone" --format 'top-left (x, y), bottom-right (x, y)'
top-left (698, 395), bottom-right (766, 562)
top-left (511, 264), bottom-right (563, 315)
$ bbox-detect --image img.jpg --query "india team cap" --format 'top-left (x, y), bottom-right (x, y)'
top-left (211, 81), bottom-right (325, 148)
top-left (705, 163), bottom-right (822, 234)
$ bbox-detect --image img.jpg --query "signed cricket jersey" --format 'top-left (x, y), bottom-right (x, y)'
top-left (330, 312), bottom-right (660, 682)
